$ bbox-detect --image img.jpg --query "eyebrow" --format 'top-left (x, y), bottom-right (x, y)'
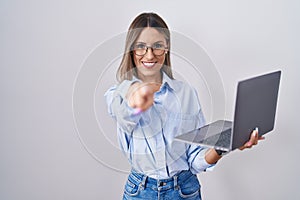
top-left (135, 41), bottom-right (165, 44)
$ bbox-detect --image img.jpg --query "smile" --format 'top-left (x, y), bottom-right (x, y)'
top-left (142, 61), bottom-right (157, 68)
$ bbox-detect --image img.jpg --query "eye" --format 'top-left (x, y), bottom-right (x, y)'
top-left (134, 43), bottom-right (146, 49)
top-left (153, 43), bottom-right (164, 49)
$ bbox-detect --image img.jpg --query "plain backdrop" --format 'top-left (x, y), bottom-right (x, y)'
top-left (1, 0), bottom-right (299, 199)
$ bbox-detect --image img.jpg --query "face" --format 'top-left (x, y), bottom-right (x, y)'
top-left (132, 27), bottom-right (168, 83)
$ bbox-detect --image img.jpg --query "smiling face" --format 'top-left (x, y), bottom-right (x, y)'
top-left (133, 27), bottom-right (168, 83)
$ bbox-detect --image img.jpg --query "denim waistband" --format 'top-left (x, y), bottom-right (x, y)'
top-left (128, 170), bottom-right (196, 191)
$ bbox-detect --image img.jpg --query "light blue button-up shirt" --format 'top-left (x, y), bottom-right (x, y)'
top-left (105, 72), bottom-right (214, 179)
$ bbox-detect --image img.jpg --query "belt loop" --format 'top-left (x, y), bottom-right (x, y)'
top-left (173, 175), bottom-right (179, 190)
top-left (140, 174), bottom-right (147, 189)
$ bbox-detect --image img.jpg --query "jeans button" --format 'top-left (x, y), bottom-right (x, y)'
top-left (159, 182), bottom-right (166, 186)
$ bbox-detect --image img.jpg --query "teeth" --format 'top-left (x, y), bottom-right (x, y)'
top-left (143, 62), bottom-right (156, 67)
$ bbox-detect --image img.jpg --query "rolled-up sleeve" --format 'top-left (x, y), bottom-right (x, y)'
top-left (187, 144), bottom-right (215, 173)
top-left (104, 80), bottom-right (142, 133)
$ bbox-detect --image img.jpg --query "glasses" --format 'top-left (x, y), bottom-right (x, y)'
top-left (132, 42), bottom-right (168, 56)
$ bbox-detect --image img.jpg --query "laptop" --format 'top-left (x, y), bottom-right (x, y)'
top-left (174, 70), bottom-right (281, 152)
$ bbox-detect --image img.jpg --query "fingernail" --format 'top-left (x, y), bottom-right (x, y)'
top-left (247, 142), bottom-right (252, 147)
top-left (133, 108), bottom-right (142, 115)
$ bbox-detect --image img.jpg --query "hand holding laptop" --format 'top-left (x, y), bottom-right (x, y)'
top-left (239, 128), bottom-right (265, 151)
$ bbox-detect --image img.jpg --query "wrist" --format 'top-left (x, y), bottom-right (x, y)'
top-left (215, 149), bottom-right (228, 157)
top-left (205, 148), bottom-right (222, 164)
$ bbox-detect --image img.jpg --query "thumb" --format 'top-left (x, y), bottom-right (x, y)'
top-left (247, 128), bottom-right (258, 147)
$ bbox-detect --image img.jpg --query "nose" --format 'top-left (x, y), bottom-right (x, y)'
top-left (144, 47), bottom-right (155, 59)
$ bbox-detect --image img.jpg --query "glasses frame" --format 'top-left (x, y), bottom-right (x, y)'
top-left (132, 43), bottom-right (168, 56)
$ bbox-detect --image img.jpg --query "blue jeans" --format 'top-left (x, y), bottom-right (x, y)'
top-left (123, 170), bottom-right (201, 200)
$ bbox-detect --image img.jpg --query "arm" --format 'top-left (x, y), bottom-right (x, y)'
top-left (104, 80), bottom-right (142, 133)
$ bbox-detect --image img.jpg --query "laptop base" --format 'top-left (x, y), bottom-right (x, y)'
top-left (175, 120), bottom-right (233, 151)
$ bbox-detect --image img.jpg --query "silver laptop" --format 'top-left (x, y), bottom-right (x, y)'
top-left (174, 70), bottom-right (281, 152)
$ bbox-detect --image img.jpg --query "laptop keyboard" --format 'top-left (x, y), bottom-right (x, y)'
top-left (201, 128), bottom-right (232, 149)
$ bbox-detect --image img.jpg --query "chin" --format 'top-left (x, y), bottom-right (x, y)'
top-left (138, 70), bottom-right (161, 80)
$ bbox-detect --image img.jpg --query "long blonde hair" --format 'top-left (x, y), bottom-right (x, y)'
top-left (117, 12), bottom-right (173, 82)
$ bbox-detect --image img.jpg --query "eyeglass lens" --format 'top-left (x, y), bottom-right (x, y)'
top-left (133, 43), bottom-right (166, 56)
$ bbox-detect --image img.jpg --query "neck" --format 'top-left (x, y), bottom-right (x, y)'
top-left (138, 73), bottom-right (162, 93)
top-left (139, 73), bottom-right (162, 84)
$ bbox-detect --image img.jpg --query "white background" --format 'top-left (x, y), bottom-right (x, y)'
top-left (1, 0), bottom-right (299, 199)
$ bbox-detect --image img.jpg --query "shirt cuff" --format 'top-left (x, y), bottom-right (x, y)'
top-left (191, 148), bottom-right (216, 173)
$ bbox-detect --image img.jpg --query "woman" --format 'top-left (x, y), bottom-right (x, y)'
top-left (105, 12), bottom-right (263, 200)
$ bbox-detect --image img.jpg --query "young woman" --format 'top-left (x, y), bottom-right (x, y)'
top-left (105, 12), bottom-right (263, 200)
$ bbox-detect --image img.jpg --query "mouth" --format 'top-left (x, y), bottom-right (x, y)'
top-left (142, 61), bottom-right (157, 68)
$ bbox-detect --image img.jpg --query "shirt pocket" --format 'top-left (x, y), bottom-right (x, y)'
top-left (167, 112), bottom-right (203, 137)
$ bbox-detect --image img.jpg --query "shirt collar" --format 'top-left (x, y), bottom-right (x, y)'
top-left (131, 71), bottom-right (177, 92)
top-left (161, 72), bottom-right (176, 92)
